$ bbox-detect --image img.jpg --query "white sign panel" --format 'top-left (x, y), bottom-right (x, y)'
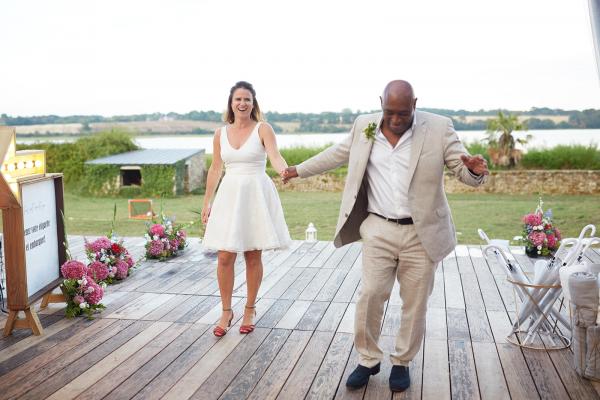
top-left (22, 179), bottom-right (60, 297)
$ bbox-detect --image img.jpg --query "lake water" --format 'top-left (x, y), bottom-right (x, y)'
top-left (17, 129), bottom-right (600, 154)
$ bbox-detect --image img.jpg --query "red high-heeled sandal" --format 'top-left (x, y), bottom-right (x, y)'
top-left (239, 305), bottom-right (256, 334)
top-left (213, 309), bottom-right (233, 337)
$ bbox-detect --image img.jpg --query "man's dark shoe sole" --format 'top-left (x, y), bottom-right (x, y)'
top-left (346, 363), bottom-right (381, 389)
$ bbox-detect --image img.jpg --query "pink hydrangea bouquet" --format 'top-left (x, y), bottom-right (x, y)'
top-left (84, 236), bottom-right (135, 284)
top-left (60, 260), bottom-right (106, 318)
top-left (144, 214), bottom-right (188, 261)
top-left (521, 198), bottom-right (561, 257)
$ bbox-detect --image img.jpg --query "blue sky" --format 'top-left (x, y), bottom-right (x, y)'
top-left (1, 0), bottom-right (598, 115)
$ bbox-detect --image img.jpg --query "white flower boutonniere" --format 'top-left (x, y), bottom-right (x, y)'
top-left (363, 122), bottom-right (377, 141)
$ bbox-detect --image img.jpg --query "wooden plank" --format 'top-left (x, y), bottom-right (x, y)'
top-left (0, 316), bottom-right (78, 363)
top-left (521, 347), bottom-right (569, 399)
top-left (297, 268), bottom-right (335, 301)
top-left (277, 331), bottom-right (335, 399)
top-left (256, 299), bottom-right (294, 329)
top-left (322, 244), bottom-right (353, 269)
top-left (316, 302), bottom-right (348, 332)
top-left (471, 342), bottom-right (510, 400)
top-left (190, 327), bottom-right (272, 399)
top-left (0, 318), bottom-right (116, 389)
top-left (142, 294), bottom-right (192, 321)
top-left (337, 303), bottom-right (356, 334)
top-left (461, 273), bottom-right (485, 310)
top-left (333, 259), bottom-right (362, 302)
top-left (274, 300), bottom-right (312, 330)
top-left (336, 243), bottom-right (362, 270)
top-left (104, 324), bottom-right (210, 400)
top-left (71, 322), bottom-right (188, 400)
top-left (447, 307), bottom-right (470, 341)
top-left (304, 241), bottom-right (336, 269)
top-left (106, 292), bottom-right (175, 320)
top-left (18, 320), bottom-right (152, 400)
top-left (469, 247), bottom-right (506, 312)
top-left (160, 324), bottom-right (248, 400)
top-left (422, 339), bottom-right (450, 400)
top-left (295, 301), bottom-right (329, 331)
top-left (262, 267), bottom-right (305, 299)
top-left (210, 328), bottom-right (291, 400)
top-left (444, 272), bottom-right (465, 309)
top-left (546, 348), bottom-right (600, 400)
top-left (442, 253), bottom-right (458, 274)
top-left (466, 308), bottom-right (494, 343)
top-left (280, 268), bottom-right (319, 300)
top-left (293, 240), bottom-right (329, 269)
top-left (315, 269), bottom-right (350, 302)
top-left (247, 330), bottom-right (313, 400)
top-left (160, 295), bottom-right (207, 322)
top-left (486, 310), bottom-right (512, 344)
top-left (306, 332), bottom-right (354, 399)
top-left (334, 345), bottom-right (366, 400)
top-left (496, 343), bottom-right (540, 399)
top-left (425, 307), bottom-right (447, 341)
top-left (448, 339), bottom-right (480, 400)
top-left (177, 296), bottom-right (221, 323)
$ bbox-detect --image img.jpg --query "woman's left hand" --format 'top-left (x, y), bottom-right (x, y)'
top-left (201, 206), bottom-right (211, 225)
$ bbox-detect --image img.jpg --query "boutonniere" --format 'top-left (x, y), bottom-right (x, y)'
top-left (363, 122), bottom-right (377, 141)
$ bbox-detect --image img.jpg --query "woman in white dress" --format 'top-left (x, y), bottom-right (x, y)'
top-left (202, 81), bottom-right (292, 337)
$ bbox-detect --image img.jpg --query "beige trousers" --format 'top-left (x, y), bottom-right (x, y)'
top-left (355, 214), bottom-right (437, 367)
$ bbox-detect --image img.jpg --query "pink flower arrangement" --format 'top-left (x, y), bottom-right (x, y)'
top-left (61, 260), bottom-right (87, 279)
top-left (144, 214), bottom-right (188, 261)
top-left (521, 198), bottom-right (561, 257)
top-left (84, 236), bottom-right (135, 284)
top-left (60, 261), bottom-right (106, 318)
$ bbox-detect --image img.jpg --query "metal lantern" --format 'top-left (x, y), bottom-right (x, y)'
top-left (305, 222), bottom-right (317, 242)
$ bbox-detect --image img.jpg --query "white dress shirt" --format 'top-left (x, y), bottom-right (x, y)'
top-left (366, 116), bottom-right (417, 219)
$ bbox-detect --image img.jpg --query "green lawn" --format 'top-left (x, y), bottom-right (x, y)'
top-left (47, 192), bottom-right (600, 244)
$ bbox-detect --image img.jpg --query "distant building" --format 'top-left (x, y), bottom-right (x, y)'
top-left (85, 148), bottom-right (205, 196)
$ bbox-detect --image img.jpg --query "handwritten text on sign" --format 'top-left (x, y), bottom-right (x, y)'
top-left (22, 179), bottom-right (60, 297)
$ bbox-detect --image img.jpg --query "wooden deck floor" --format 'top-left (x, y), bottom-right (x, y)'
top-left (1, 236), bottom-right (600, 399)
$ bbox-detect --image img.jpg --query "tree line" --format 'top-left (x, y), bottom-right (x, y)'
top-left (2, 107), bottom-right (600, 130)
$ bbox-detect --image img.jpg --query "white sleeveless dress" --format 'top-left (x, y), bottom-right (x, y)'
top-left (202, 122), bottom-right (292, 252)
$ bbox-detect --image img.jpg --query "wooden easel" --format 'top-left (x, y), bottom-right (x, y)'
top-left (1, 127), bottom-right (66, 336)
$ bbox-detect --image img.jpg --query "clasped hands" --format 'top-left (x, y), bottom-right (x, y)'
top-left (279, 166), bottom-right (298, 184)
top-left (460, 154), bottom-right (489, 176)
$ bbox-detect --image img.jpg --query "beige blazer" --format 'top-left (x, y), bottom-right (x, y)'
top-left (297, 110), bottom-right (486, 263)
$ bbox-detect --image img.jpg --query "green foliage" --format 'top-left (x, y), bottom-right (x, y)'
top-left (485, 112), bottom-right (529, 167)
top-left (17, 130), bottom-right (138, 185)
top-left (138, 165), bottom-right (176, 197)
top-left (521, 145), bottom-right (600, 170)
top-left (80, 164), bottom-right (120, 195)
top-left (465, 141), bottom-right (491, 166)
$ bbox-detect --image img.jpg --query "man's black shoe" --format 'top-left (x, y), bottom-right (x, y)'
top-left (389, 365), bottom-right (410, 392)
top-left (345, 363), bottom-right (381, 389)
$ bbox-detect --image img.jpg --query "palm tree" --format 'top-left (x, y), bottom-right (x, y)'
top-left (485, 111), bottom-right (530, 167)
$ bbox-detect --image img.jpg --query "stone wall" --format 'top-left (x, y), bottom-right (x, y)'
top-left (273, 170), bottom-right (600, 194)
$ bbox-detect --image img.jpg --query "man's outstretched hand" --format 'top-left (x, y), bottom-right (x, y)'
top-left (282, 166), bottom-right (299, 184)
top-left (461, 154), bottom-right (489, 176)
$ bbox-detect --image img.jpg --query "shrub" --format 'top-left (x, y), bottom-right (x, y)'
top-left (17, 130), bottom-right (138, 185)
top-left (521, 145), bottom-right (600, 170)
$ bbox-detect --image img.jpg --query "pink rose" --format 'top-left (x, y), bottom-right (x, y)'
top-left (83, 280), bottom-right (104, 305)
top-left (73, 295), bottom-right (85, 305)
top-left (115, 260), bottom-right (129, 280)
top-left (148, 240), bottom-right (164, 257)
top-left (125, 256), bottom-right (134, 268)
top-left (554, 228), bottom-right (562, 241)
top-left (169, 238), bottom-right (179, 251)
top-left (528, 231), bottom-right (547, 247)
top-left (61, 260), bottom-right (88, 279)
top-left (546, 234), bottom-right (557, 249)
top-left (149, 224), bottom-right (165, 237)
top-left (87, 261), bottom-right (109, 282)
top-left (523, 213), bottom-right (542, 226)
top-left (85, 237), bottom-right (112, 253)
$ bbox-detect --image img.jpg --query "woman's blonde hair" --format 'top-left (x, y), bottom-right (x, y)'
top-left (225, 81), bottom-right (263, 123)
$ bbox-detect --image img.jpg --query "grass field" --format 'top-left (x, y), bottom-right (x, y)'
top-left (28, 192), bottom-right (598, 245)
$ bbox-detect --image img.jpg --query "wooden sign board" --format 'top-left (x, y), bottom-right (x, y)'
top-left (2, 174), bottom-right (66, 335)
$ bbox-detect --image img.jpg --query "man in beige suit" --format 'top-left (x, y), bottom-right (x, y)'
top-left (283, 80), bottom-right (488, 392)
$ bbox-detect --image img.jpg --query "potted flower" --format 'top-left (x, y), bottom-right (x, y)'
top-left (144, 213), bottom-right (188, 261)
top-left (521, 198), bottom-right (561, 257)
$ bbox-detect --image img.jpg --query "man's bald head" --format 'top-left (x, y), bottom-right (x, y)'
top-left (382, 80), bottom-right (415, 103)
top-left (380, 80), bottom-right (417, 136)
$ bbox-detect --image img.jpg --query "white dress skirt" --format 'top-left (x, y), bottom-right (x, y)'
top-left (202, 122), bottom-right (292, 252)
